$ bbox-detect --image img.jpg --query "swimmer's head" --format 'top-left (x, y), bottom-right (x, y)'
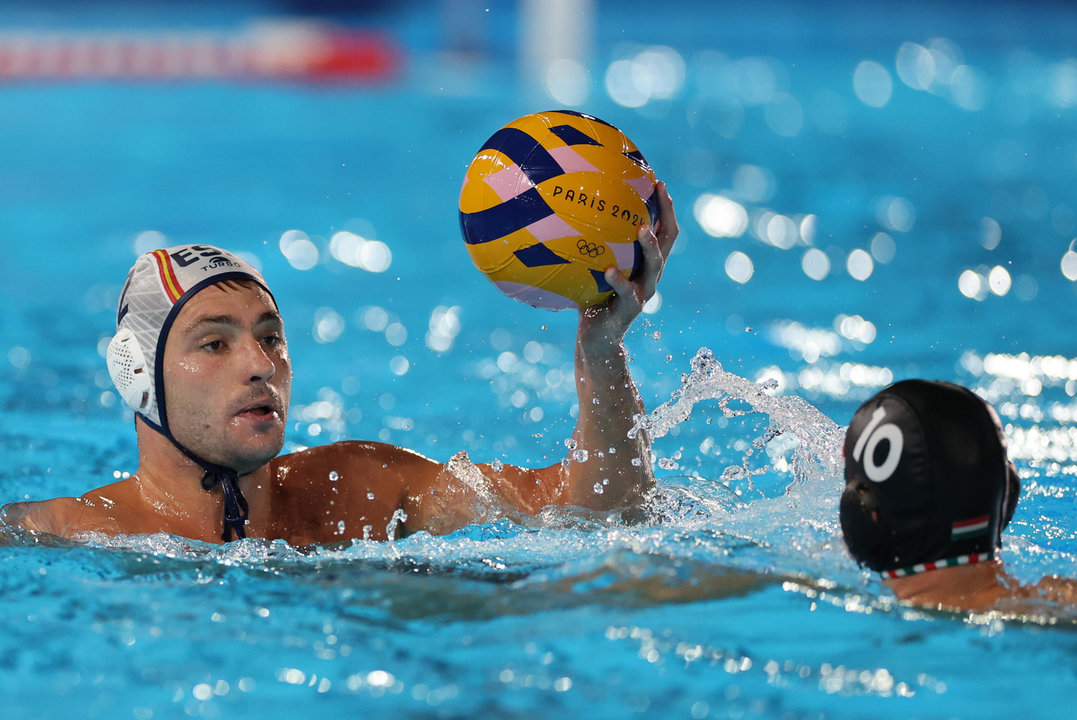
top-left (840, 379), bottom-right (1020, 578)
top-left (107, 244), bottom-right (275, 436)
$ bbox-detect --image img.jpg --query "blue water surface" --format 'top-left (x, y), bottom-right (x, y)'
top-left (1, 1), bottom-right (1076, 719)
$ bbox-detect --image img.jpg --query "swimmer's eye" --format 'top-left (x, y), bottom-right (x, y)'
top-left (262, 333), bottom-right (283, 347)
top-left (201, 339), bottom-right (224, 352)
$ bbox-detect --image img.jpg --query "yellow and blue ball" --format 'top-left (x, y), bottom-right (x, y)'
top-left (459, 110), bottom-right (657, 310)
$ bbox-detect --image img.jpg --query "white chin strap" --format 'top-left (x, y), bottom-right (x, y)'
top-left (106, 328), bottom-right (153, 413)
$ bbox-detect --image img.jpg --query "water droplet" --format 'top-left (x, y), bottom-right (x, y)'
top-left (491, 459), bottom-right (504, 472)
top-left (328, 470), bottom-right (339, 482)
top-left (385, 509), bottom-right (408, 541)
top-left (631, 457), bottom-right (643, 467)
top-left (592, 483), bottom-right (604, 494)
top-left (366, 492), bottom-right (375, 500)
top-left (572, 449), bottom-right (590, 463)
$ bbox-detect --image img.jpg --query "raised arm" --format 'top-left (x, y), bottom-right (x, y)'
top-left (561, 181), bottom-right (678, 510)
top-left (402, 183), bottom-right (677, 533)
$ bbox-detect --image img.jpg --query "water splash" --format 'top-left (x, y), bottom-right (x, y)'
top-left (636, 347), bottom-right (845, 488)
top-left (385, 508), bottom-right (408, 541)
top-left (632, 348), bottom-right (850, 580)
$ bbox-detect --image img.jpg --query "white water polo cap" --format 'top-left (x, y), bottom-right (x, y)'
top-left (107, 244), bottom-right (275, 433)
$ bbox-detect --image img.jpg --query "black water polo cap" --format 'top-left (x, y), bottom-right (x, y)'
top-left (840, 379), bottom-right (1020, 577)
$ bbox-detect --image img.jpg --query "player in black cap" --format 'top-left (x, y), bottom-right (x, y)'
top-left (841, 379), bottom-right (1075, 612)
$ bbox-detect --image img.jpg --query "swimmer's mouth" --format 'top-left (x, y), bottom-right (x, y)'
top-left (235, 397), bottom-right (282, 419)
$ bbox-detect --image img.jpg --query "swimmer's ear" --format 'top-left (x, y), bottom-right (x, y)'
top-left (1001, 461), bottom-right (1020, 529)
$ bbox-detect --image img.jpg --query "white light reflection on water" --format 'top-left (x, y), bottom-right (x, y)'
top-left (694, 193), bottom-right (748, 238)
top-left (425, 305), bottom-right (462, 353)
top-left (1061, 249), bottom-right (1077, 281)
top-left (279, 229), bottom-right (318, 270)
top-left (545, 58), bottom-right (589, 106)
top-left (801, 248), bottom-right (830, 280)
top-left (846, 248), bottom-right (874, 281)
top-left (605, 45), bottom-right (686, 109)
top-left (961, 350), bottom-right (1077, 466)
top-left (768, 315), bottom-right (876, 364)
top-left (853, 60), bottom-right (892, 108)
top-left (723, 251), bottom-right (753, 284)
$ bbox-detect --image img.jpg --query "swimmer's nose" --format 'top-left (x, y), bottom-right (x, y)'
top-left (243, 337), bottom-right (277, 383)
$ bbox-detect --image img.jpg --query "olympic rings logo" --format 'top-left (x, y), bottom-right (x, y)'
top-left (577, 239), bottom-right (606, 258)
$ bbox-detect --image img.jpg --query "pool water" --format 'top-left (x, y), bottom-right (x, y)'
top-left (2, 1), bottom-right (1076, 718)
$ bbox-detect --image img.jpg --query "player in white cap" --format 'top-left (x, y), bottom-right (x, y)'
top-left (3, 186), bottom-right (678, 544)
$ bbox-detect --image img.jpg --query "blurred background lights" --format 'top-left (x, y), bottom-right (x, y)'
top-left (769, 321), bottom-right (841, 363)
top-left (279, 229), bottom-right (318, 270)
top-left (763, 92), bottom-right (804, 137)
top-left (313, 307), bottom-right (345, 344)
top-left (731, 164), bottom-right (774, 203)
top-left (950, 64), bottom-right (990, 111)
top-left (959, 268), bottom-right (989, 300)
top-left (389, 355), bottom-right (410, 376)
top-left (869, 232), bottom-right (896, 263)
top-left (801, 248), bottom-right (830, 280)
top-left (605, 45), bottom-right (685, 109)
top-left (853, 60), bottom-right (892, 107)
top-left (988, 265), bottom-right (1012, 295)
top-left (735, 57), bottom-right (777, 105)
top-left (134, 229), bottom-right (167, 254)
top-left (605, 58), bottom-right (646, 108)
top-left (1049, 59), bottom-right (1077, 107)
top-left (895, 41), bottom-right (936, 91)
top-left (633, 45), bottom-right (686, 100)
top-left (329, 230), bottom-right (392, 273)
top-left (357, 239), bottom-right (392, 273)
top-left (846, 248), bottom-right (874, 281)
top-left (1061, 248), bottom-right (1077, 281)
top-left (758, 212), bottom-right (798, 249)
top-left (384, 321), bottom-right (407, 347)
top-left (360, 305), bottom-right (389, 332)
top-left (724, 251), bottom-right (754, 284)
top-left (980, 217), bottom-right (1002, 249)
top-left (893, 37), bottom-right (985, 110)
top-left (545, 57), bottom-right (589, 106)
top-left (877, 196), bottom-right (916, 232)
top-left (837, 314), bottom-right (877, 344)
top-left (695, 194), bottom-right (748, 237)
top-left (799, 214), bottom-right (818, 245)
top-left (425, 305), bottom-right (462, 352)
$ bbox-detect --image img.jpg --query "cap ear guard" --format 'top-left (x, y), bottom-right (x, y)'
top-left (839, 480), bottom-right (895, 572)
top-left (106, 328), bottom-right (153, 414)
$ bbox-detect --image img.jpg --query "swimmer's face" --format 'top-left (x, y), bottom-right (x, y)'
top-left (162, 280), bottom-right (291, 474)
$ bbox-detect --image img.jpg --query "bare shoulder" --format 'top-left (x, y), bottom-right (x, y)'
top-left (1, 494), bottom-right (115, 538)
top-left (272, 440), bottom-right (440, 480)
top-left (262, 440), bottom-right (445, 542)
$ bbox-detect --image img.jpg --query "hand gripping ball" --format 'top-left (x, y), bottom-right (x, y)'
top-left (459, 110), bottom-right (658, 310)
